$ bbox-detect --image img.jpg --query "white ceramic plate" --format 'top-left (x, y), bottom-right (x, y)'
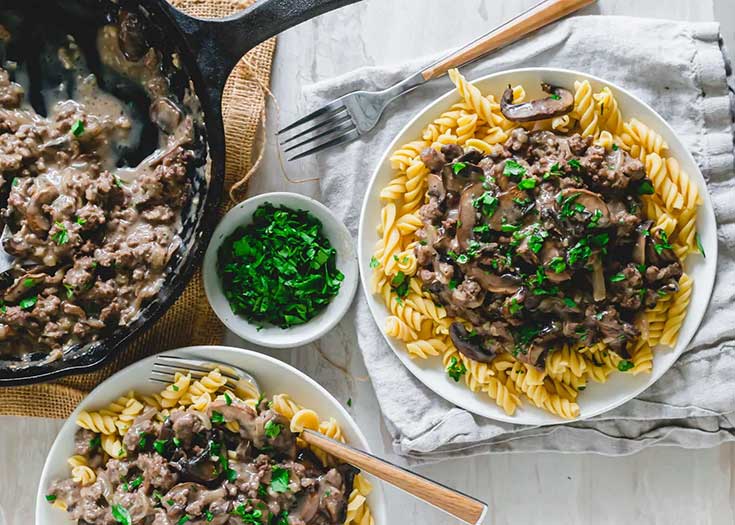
top-left (358, 67), bottom-right (718, 426)
top-left (203, 192), bottom-right (358, 348)
top-left (35, 345), bottom-right (386, 524)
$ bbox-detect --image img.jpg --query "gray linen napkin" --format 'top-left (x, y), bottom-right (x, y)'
top-left (304, 15), bottom-right (735, 461)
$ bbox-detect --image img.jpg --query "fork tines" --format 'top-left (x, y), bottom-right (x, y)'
top-left (277, 99), bottom-right (359, 161)
top-left (150, 354), bottom-right (238, 387)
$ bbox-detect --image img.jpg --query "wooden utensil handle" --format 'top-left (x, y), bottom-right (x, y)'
top-left (421, 0), bottom-right (596, 80)
top-left (301, 430), bottom-right (488, 524)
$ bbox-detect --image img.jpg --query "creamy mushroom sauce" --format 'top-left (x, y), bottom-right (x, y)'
top-left (48, 399), bottom-right (357, 525)
top-left (0, 15), bottom-right (199, 360)
top-left (415, 130), bottom-right (683, 367)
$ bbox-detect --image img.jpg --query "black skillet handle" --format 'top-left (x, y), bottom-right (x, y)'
top-left (162, 0), bottom-right (361, 92)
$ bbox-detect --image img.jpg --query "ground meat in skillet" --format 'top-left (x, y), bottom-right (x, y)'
top-left (0, 15), bottom-right (198, 360)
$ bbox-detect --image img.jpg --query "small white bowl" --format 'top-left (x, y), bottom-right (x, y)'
top-left (203, 192), bottom-right (358, 348)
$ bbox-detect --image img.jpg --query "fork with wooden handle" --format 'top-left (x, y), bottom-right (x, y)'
top-left (278, 0), bottom-right (596, 160)
top-left (301, 429), bottom-right (488, 524)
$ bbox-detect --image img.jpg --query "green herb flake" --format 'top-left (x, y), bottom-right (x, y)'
top-left (177, 516), bottom-right (190, 525)
top-left (390, 270), bottom-right (409, 298)
top-left (612, 144), bottom-right (619, 151)
top-left (71, 119), bottom-right (85, 137)
top-left (446, 356), bottom-right (467, 382)
top-left (129, 475), bottom-right (143, 490)
top-left (153, 439), bottom-right (168, 455)
top-left (637, 180), bottom-right (655, 195)
top-left (211, 411), bottom-right (225, 424)
top-left (567, 159), bottom-right (582, 170)
top-left (52, 222), bottom-right (69, 246)
top-left (548, 257), bottom-right (567, 274)
top-left (19, 295), bottom-right (37, 310)
top-left (89, 435), bottom-right (101, 449)
top-left (549, 93), bottom-right (561, 101)
top-left (509, 298), bottom-right (523, 315)
top-left (563, 297), bottom-right (577, 308)
top-left (45, 494), bottom-right (57, 502)
top-left (172, 437), bottom-right (181, 447)
top-left (23, 277), bottom-right (34, 288)
top-left (264, 420), bottom-right (282, 439)
top-left (111, 504), bottom-right (132, 525)
top-left (271, 466), bottom-right (290, 493)
top-left (517, 177), bottom-right (536, 190)
top-left (472, 191), bottom-right (499, 217)
top-left (11, 177), bottom-right (19, 187)
top-left (114, 176), bottom-right (124, 189)
top-left (204, 510), bottom-right (214, 522)
top-left (138, 433), bottom-right (148, 449)
top-left (500, 223), bottom-right (519, 233)
top-left (347, 398), bottom-right (352, 407)
top-left (503, 159), bottom-right (526, 180)
top-left (76, 216), bottom-right (87, 226)
top-left (653, 231), bottom-right (673, 255)
top-left (226, 468), bottom-right (237, 482)
top-left (452, 161), bottom-right (467, 175)
top-left (369, 256), bottom-right (380, 269)
top-left (223, 391), bottom-right (233, 406)
top-left (618, 360), bottom-right (634, 372)
top-left (233, 505), bottom-right (263, 524)
top-left (63, 283), bottom-right (74, 299)
top-left (610, 273), bottom-right (626, 283)
top-left (695, 233), bottom-right (705, 257)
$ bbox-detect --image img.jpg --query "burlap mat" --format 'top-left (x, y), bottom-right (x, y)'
top-left (0, 0), bottom-right (275, 418)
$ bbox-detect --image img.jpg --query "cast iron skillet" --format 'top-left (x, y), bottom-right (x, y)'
top-left (0, 0), bottom-right (359, 385)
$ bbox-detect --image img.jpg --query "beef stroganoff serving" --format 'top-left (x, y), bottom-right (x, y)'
top-left (370, 69), bottom-right (702, 419)
top-left (46, 369), bottom-right (373, 525)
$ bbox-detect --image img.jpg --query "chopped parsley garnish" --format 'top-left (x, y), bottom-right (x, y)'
top-left (636, 263), bottom-right (647, 273)
top-left (695, 233), bottom-right (705, 257)
top-left (567, 238), bottom-right (591, 265)
top-left (23, 277), bottom-right (34, 288)
top-left (219, 203), bottom-right (343, 329)
top-left (172, 437), bottom-right (181, 447)
top-left (347, 398), bottom-right (352, 407)
top-left (63, 283), bottom-right (74, 299)
top-left (610, 273), bottom-right (626, 283)
top-left (653, 231), bottom-right (673, 255)
top-left (452, 162), bottom-right (467, 175)
top-left (114, 176), bottom-right (124, 189)
top-left (527, 227), bottom-right (548, 253)
top-left (111, 504), bottom-right (132, 525)
top-left (210, 411), bottom-right (225, 424)
top-left (52, 222), bottom-right (69, 245)
top-left (617, 360), bottom-right (634, 372)
top-left (71, 119), bottom-right (85, 137)
top-left (588, 209), bottom-right (603, 228)
top-left (171, 385), bottom-right (179, 392)
top-left (590, 232), bottom-right (609, 247)
top-left (390, 271), bottom-right (409, 298)
top-left (567, 159), bottom-right (582, 170)
top-left (138, 433), bottom-right (149, 449)
top-left (177, 516), bottom-right (190, 525)
top-left (500, 223), bottom-right (519, 233)
top-left (369, 256), bottom-right (380, 269)
top-left (503, 159), bottom-right (526, 180)
top-left (446, 355), bottom-right (467, 382)
top-left (11, 177), bottom-right (19, 187)
top-left (204, 510), bottom-right (214, 522)
top-left (264, 420), bottom-right (282, 439)
top-left (543, 162), bottom-right (563, 180)
top-left (563, 297), bottom-right (577, 308)
top-left (226, 468), bottom-right (238, 482)
top-left (557, 193), bottom-right (586, 218)
top-left (233, 505), bottom-right (262, 524)
top-left (549, 93), bottom-right (561, 100)
top-left (517, 177), bottom-right (536, 190)
top-left (448, 278), bottom-right (458, 290)
top-left (75, 216), bottom-right (87, 225)
top-left (224, 391), bottom-right (233, 405)
top-left (270, 467), bottom-right (290, 493)
top-left (19, 295), bottom-right (37, 310)
top-left (89, 436), bottom-right (101, 449)
top-left (548, 257), bottom-right (567, 274)
top-left (472, 191), bottom-right (499, 217)
top-left (45, 494), bottom-right (57, 502)
top-left (509, 298), bottom-right (523, 315)
top-left (128, 475), bottom-right (143, 490)
top-left (636, 180), bottom-right (655, 195)
top-left (153, 439), bottom-right (168, 455)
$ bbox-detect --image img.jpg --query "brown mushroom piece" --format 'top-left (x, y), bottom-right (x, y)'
top-left (456, 183), bottom-right (485, 249)
top-left (559, 187), bottom-right (611, 226)
top-left (500, 83), bottom-right (574, 122)
top-left (632, 220), bottom-right (653, 265)
top-left (539, 240), bottom-right (571, 283)
top-left (465, 267), bottom-right (521, 294)
top-left (449, 322), bottom-right (496, 363)
top-left (589, 253), bottom-right (606, 302)
top-left (486, 187), bottom-right (527, 231)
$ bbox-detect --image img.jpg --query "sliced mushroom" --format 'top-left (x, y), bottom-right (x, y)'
top-left (633, 220), bottom-right (653, 265)
top-left (486, 187), bottom-right (527, 231)
top-left (426, 173), bottom-right (446, 204)
top-left (465, 267), bottom-right (521, 294)
top-left (456, 183), bottom-right (484, 249)
top-left (589, 254), bottom-right (606, 302)
top-left (420, 147), bottom-right (446, 173)
top-left (559, 188), bottom-right (610, 225)
top-left (449, 322), bottom-right (496, 363)
top-left (539, 240), bottom-right (571, 283)
top-left (500, 83), bottom-right (574, 122)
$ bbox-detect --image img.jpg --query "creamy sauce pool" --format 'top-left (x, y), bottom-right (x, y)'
top-left (0, 19), bottom-right (197, 361)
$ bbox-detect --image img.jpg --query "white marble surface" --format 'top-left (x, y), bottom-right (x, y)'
top-left (3, 1), bottom-right (735, 524)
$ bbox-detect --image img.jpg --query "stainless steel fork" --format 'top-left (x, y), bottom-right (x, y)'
top-left (277, 0), bottom-right (595, 160)
top-left (150, 354), bottom-right (261, 400)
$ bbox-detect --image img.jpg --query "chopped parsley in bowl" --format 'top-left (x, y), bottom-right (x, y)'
top-left (203, 192), bottom-right (358, 348)
top-left (217, 203), bottom-right (344, 329)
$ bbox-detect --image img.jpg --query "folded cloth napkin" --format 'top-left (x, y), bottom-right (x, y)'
top-left (305, 15), bottom-right (735, 461)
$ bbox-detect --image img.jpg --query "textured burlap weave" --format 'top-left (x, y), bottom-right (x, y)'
top-left (0, 0), bottom-right (275, 418)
